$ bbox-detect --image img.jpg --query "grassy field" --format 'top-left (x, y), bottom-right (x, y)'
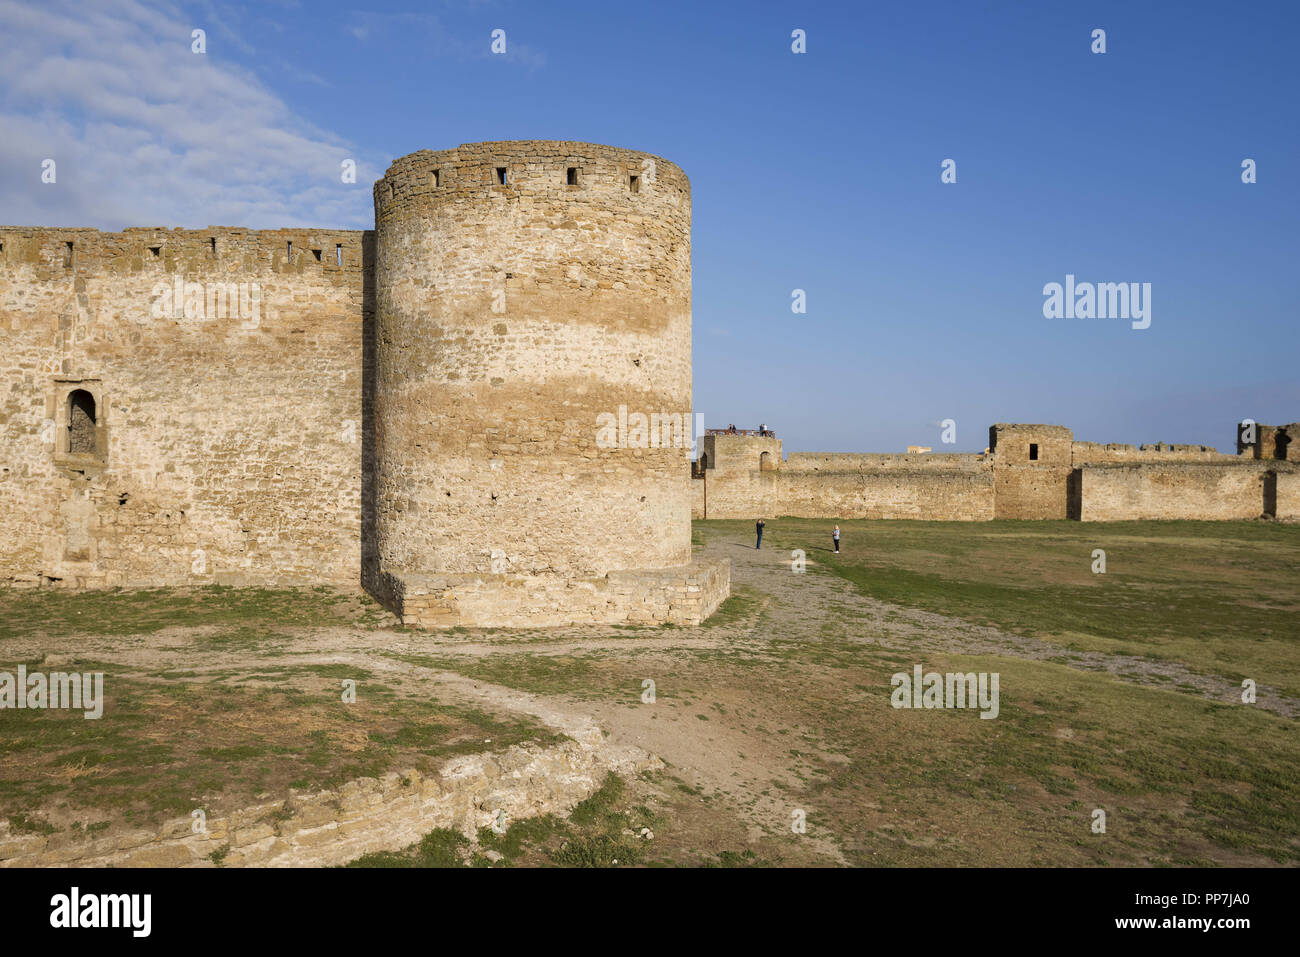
top-left (0, 659), bottom-right (564, 831)
top-left (750, 518), bottom-right (1300, 695)
top-left (0, 588), bottom-right (562, 832)
top-left (0, 584), bottom-right (392, 641)
top-left (686, 519), bottom-right (1300, 864)
top-left (2, 520), bottom-right (1296, 866)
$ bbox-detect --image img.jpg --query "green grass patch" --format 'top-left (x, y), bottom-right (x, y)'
top-left (0, 661), bottom-right (564, 829)
top-left (0, 585), bottom-right (391, 641)
top-left (715, 518), bottom-right (1300, 696)
top-left (346, 773), bottom-right (659, 868)
top-left (345, 828), bottom-right (469, 868)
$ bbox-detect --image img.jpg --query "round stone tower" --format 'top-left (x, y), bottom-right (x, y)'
top-left (367, 141), bottom-right (727, 627)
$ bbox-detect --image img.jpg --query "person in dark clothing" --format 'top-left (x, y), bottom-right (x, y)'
top-left (755, 518), bottom-right (765, 549)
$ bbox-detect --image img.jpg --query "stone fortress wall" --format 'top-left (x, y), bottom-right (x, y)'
top-left (0, 226), bottom-right (370, 590)
top-left (368, 142), bottom-right (721, 627)
top-left (693, 422), bottom-right (1300, 522)
top-left (0, 141), bottom-right (729, 628)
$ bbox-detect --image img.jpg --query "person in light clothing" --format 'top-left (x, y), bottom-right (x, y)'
top-left (832, 525), bottom-right (840, 554)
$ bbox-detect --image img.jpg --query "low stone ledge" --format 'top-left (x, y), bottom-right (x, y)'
top-left (0, 739), bottom-right (662, 868)
top-left (373, 557), bottom-right (730, 629)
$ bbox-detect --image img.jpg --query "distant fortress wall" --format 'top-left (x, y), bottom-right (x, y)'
top-left (1078, 464), bottom-right (1270, 522)
top-left (693, 423), bottom-right (1300, 522)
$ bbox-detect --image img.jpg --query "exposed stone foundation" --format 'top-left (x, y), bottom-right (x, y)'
top-left (374, 557), bottom-right (730, 629)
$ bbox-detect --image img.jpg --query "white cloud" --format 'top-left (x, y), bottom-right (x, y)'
top-left (0, 0), bottom-right (378, 230)
top-left (343, 9), bottom-right (546, 69)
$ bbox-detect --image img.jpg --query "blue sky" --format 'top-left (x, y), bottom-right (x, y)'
top-left (2, 0), bottom-right (1297, 453)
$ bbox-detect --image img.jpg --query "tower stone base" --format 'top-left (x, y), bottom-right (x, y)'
top-left (370, 558), bottom-right (730, 630)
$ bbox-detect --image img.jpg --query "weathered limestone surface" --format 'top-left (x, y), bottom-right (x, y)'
top-left (1079, 463), bottom-right (1276, 522)
top-left (370, 142), bottom-right (717, 625)
top-left (1274, 471), bottom-right (1300, 521)
top-left (383, 557), bottom-right (730, 629)
top-left (0, 227), bottom-right (368, 588)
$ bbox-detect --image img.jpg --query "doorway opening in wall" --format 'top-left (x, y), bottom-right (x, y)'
top-left (1275, 430), bottom-right (1290, 461)
top-left (68, 390), bottom-right (96, 455)
top-left (1263, 471), bottom-right (1277, 518)
top-left (1029, 443), bottom-right (1039, 461)
top-left (760, 450), bottom-right (771, 471)
top-left (1066, 469), bottom-right (1083, 520)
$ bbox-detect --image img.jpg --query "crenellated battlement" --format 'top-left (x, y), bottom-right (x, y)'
top-left (0, 225), bottom-right (370, 279)
top-left (373, 140), bottom-right (689, 222)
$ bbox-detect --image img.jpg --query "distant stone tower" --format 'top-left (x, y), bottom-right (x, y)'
top-left (367, 141), bottom-right (728, 627)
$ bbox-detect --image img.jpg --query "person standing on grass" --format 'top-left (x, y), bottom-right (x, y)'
top-left (833, 525), bottom-right (840, 554)
top-left (756, 518), bottom-right (765, 549)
